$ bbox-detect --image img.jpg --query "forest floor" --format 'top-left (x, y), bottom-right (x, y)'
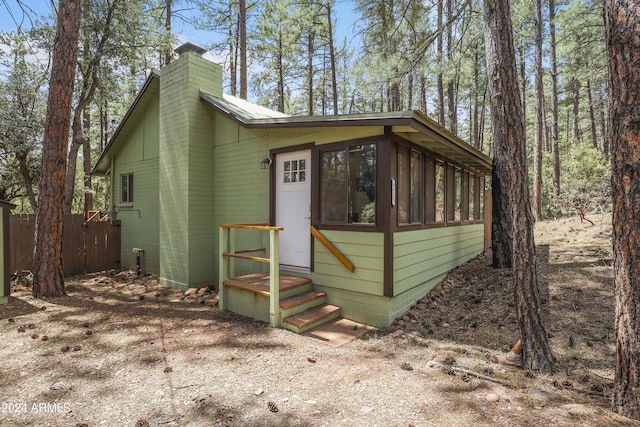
top-left (1, 213), bottom-right (637, 427)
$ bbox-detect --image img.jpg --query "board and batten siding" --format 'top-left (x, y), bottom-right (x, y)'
top-left (111, 99), bottom-right (160, 275)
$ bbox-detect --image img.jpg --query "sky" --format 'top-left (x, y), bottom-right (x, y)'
top-left (0, 0), bottom-right (361, 55)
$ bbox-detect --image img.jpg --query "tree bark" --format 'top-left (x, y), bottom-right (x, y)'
top-left (483, 0), bottom-right (554, 374)
top-left (533, 0), bottom-right (544, 221)
top-left (14, 150), bottom-right (38, 212)
top-left (327, 2), bottom-right (339, 115)
top-left (587, 80), bottom-right (598, 149)
top-left (572, 76), bottom-right (581, 142)
top-left (605, 0), bottom-right (640, 419)
top-left (239, 0), bottom-right (247, 99)
top-left (437, 0), bottom-right (445, 125)
top-left (549, 0), bottom-right (560, 195)
top-left (32, 0), bottom-right (81, 298)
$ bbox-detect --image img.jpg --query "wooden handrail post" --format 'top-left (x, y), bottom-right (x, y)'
top-left (229, 228), bottom-right (236, 279)
top-left (218, 226), bottom-right (227, 310)
top-left (269, 229), bottom-right (281, 327)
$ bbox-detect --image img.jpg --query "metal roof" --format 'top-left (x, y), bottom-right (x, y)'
top-left (93, 75), bottom-right (492, 176)
top-left (200, 92), bottom-right (492, 174)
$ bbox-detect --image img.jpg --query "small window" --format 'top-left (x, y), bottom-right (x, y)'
top-left (398, 147), bottom-right (423, 224)
top-left (121, 173), bottom-right (133, 203)
top-left (283, 159), bottom-right (306, 183)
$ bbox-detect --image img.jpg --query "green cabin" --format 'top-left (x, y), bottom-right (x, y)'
top-left (0, 200), bottom-right (15, 305)
top-left (93, 43), bottom-right (492, 330)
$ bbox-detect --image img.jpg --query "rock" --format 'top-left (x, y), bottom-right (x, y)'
top-left (307, 356), bottom-right (316, 363)
top-left (433, 351), bottom-right (456, 365)
top-left (205, 299), bottom-right (219, 307)
top-left (486, 393), bottom-right (500, 403)
top-left (410, 330), bottom-right (424, 338)
top-left (184, 288), bottom-right (198, 297)
top-left (197, 287), bottom-right (208, 295)
top-left (390, 329), bottom-right (404, 338)
top-left (254, 388), bottom-right (264, 396)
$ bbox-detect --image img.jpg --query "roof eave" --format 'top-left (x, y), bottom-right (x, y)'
top-left (91, 71), bottom-right (160, 175)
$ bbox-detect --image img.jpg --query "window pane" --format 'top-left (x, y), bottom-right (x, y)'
top-left (348, 144), bottom-right (376, 224)
top-left (411, 150), bottom-right (422, 223)
top-left (398, 147), bottom-right (410, 224)
top-left (320, 149), bottom-right (347, 224)
top-left (469, 175), bottom-right (476, 220)
top-left (121, 174), bottom-right (133, 203)
top-left (435, 162), bottom-right (445, 222)
top-left (479, 177), bottom-right (485, 220)
top-left (425, 157), bottom-right (436, 223)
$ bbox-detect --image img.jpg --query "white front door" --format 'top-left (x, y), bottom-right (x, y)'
top-left (275, 150), bottom-right (311, 269)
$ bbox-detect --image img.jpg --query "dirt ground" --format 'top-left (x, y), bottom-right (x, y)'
top-left (1, 213), bottom-right (637, 427)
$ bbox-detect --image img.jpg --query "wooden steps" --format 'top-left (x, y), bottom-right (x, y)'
top-left (222, 273), bottom-right (340, 334)
top-left (283, 304), bottom-right (341, 334)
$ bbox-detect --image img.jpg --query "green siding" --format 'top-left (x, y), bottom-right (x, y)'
top-left (311, 230), bottom-right (384, 295)
top-left (394, 224), bottom-right (484, 294)
top-left (313, 225), bottom-right (485, 328)
top-left (111, 97), bottom-right (160, 275)
top-left (159, 51), bottom-right (219, 288)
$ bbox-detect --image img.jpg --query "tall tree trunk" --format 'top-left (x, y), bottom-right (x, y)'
top-left (239, 0), bottom-right (247, 99)
top-left (327, 2), bottom-right (339, 115)
top-left (472, 50), bottom-right (480, 148)
top-left (14, 150), bottom-right (38, 211)
top-left (437, 0), bottom-right (445, 125)
top-left (164, 0), bottom-right (172, 66)
top-left (229, 11), bottom-right (237, 96)
top-left (519, 45), bottom-right (526, 126)
top-left (533, 0), bottom-right (544, 221)
top-left (605, 0), bottom-right (640, 419)
top-left (83, 110), bottom-right (93, 217)
top-left (32, 0), bottom-right (81, 298)
top-left (446, 0), bottom-right (457, 134)
top-left (549, 0), bottom-right (560, 195)
top-left (420, 74), bottom-right (427, 113)
top-left (599, 98), bottom-right (608, 156)
top-left (483, 0), bottom-right (554, 374)
top-left (586, 80), bottom-right (598, 149)
top-left (307, 30), bottom-right (315, 115)
top-left (572, 77), bottom-right (581, 142)
top-left (407, 72), bottom-right (413, 110)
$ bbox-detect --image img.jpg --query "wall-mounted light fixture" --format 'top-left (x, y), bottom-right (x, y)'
top-left (261, 157), bottom-right (272, 169)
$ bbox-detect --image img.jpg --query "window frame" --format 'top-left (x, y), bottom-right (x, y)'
top-left (317, 138), bottom-right (379, 229)
top-left (394, 138), bottom-right (486, 230)
top-left (121, 173), bottom-right (134, 204)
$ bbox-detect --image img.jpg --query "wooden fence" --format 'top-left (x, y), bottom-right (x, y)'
top-left (9, 214), bottom-right (121, 276)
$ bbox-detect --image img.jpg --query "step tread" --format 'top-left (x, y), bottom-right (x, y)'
top-left (283, 304), bottom-right (340, 329)
top-left (223, 273), bottom-right (311, 297)
top-left (280, 291), bottom-right (326, 310)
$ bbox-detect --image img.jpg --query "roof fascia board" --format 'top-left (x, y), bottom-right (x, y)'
top-left (92, 71), bottom-right (160, 175)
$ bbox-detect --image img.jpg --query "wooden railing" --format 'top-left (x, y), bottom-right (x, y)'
top-left (219, 224), bottom-right (284, 327)
top-left (311, 226), bottom-right (354, 273)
